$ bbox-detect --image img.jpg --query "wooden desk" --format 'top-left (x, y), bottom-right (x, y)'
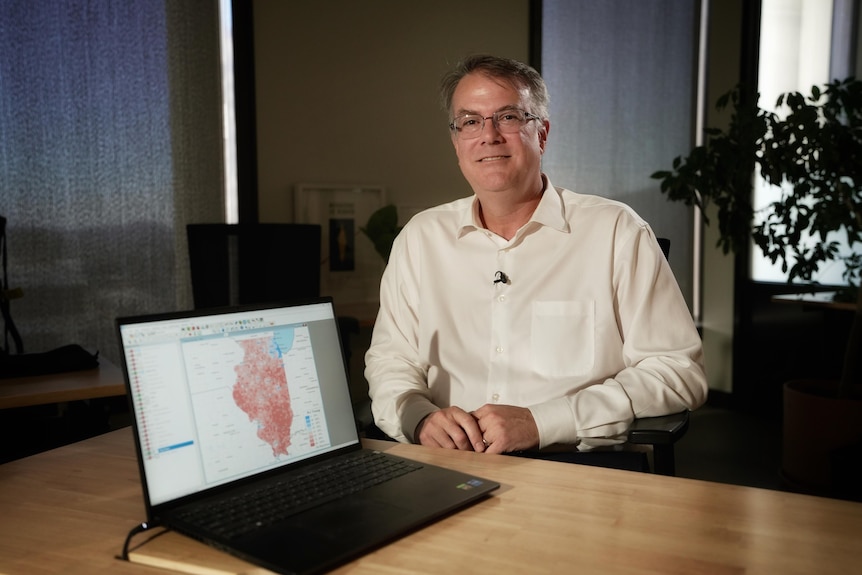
top-left (0, 357), bottom-right (126, 409)
top-left (1, 428), bottom-right (862, 575)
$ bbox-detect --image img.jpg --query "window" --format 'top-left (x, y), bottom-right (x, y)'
top-left (539, 0), bottom-right (705, 315)
top-left (0, 1), bottom-right (225, 362)
top-left (219, 0), bottom-right (239, 224)
top-left (752, 0), bottom-right (858, 284)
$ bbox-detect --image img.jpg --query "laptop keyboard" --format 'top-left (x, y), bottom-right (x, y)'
top-left (176, 450), bottom-right (423, 540)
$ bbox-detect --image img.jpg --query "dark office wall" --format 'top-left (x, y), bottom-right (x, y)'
top-left (251, 0), bottom-right (531, 223)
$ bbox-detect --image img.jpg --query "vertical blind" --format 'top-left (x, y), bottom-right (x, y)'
top-left (539, 0), bottom-right (701, 309)
top-left (0, 0), bottom-right (225, 363)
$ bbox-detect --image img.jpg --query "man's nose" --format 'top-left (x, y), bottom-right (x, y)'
top-left (481, 116), bottom-right (502, 138)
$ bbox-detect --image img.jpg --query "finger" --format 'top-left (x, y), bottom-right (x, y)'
top-left (428, 429), bottom-right (458, 449)
top-left (434, 407), bottom-right (481, 451)
top-left (416, 412), bottom-right (454, 448)
top-left (451, 410), bottom-right (485, 452)
top-left (420, 409), bottom-right (474, 450)
top-left (483, 436), bottom-right (506, 454)
top-left (470, 407), bottom-right (494, 452)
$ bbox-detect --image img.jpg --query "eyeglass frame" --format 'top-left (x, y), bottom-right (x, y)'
top-left (448, 108), bottom-right (542, 139)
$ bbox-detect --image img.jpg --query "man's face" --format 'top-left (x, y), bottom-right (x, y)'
top-left (449, 72), bottom-right (548, 198)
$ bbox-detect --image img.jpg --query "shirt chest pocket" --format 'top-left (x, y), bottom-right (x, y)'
top-left (531, 300), bottom-right (595, 377)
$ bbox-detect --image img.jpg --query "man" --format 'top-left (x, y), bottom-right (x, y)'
top-left (365, 55), bottom-right (707, 457)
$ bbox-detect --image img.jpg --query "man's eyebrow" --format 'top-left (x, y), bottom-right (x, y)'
top-left (453, 105), bottom-right (521, 117)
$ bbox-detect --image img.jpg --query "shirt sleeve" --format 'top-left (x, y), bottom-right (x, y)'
top-left (364, 231), bottom-right (436, 443)
top-left (528, 227), bottom-right (707, 450)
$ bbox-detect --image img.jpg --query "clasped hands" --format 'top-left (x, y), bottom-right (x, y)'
top-left (414, 404), bottom-right (539, 454)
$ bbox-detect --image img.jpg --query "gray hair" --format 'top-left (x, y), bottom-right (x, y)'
top-left (439, 54), bottom-right (549, 120)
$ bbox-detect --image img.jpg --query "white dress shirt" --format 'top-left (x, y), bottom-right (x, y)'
top-left (365, 176), bottom-right (707, 449)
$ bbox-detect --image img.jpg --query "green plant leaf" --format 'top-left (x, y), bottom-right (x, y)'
top-left (652, 78), bottom-right (862, 287)
top-left (359, 204), bottom-right (403, 263)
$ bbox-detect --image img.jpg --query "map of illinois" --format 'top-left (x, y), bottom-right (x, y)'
top-left (232, 335), bottom-right (294, 457)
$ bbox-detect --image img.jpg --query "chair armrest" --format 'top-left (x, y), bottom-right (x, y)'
top-left (627, 410), bottom-right (690, 476)
top-left (627, 410), bottom-right (690, 445)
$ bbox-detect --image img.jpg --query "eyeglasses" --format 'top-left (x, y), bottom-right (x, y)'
top-left (448, 108), bottom-right (541, 139)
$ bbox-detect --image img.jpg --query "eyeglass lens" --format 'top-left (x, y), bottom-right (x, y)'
top-left (452, 109), bottom-right (533, 139)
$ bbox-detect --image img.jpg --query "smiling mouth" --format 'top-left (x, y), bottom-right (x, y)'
top-left (479, 155), bottom-right (508, 162)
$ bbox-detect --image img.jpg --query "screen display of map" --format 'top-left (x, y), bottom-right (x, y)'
top-left (120, 303), bottom-right (357, 506)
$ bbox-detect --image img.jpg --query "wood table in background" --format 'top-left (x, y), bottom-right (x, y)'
top-left (2, 427), bottom-right (862, 574)
top-left (0, 357), bottom-right (126, 410)
top-left (772, 290), bottom-right (857, 312)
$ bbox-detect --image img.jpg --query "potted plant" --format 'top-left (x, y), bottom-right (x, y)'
top-left (360, 204), bottom-right (402, 264)
top-left (652, 78), bottom-right (862, 498)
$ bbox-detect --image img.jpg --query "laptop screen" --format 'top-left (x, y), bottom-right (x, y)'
top-left (118, 299), bottom-right (359, 507)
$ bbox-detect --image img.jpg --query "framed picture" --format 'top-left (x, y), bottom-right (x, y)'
top-left (294, 183), bottom-right (386, 305)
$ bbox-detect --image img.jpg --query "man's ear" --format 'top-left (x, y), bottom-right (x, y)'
top-left (538, 119), bottom-right (550, 152)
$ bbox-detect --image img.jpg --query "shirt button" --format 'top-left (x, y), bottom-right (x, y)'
top-left (492, 393), bottom-right (500, 402)
top-left (496, 346), bottom-right (503, 354)
top-left (498, 295), bottom-right (506, 302)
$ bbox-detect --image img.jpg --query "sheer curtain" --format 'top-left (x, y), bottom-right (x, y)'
top-left (0, 0), bottom-right (225, 364)
top-left (539, 0), bottom-right (702, 310)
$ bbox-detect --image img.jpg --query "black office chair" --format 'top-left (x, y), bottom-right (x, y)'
top-left (186, 223), bottom-right (322, 308)
top-left (627, 410), bottom-right (689, 475)
top-left (657, 236), bottom-right (671, 260)
top-left (0, 215), bottom-right (24, 356)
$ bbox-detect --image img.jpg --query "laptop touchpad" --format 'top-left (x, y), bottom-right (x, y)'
top-left (291, 497), bottom-right (412, 538)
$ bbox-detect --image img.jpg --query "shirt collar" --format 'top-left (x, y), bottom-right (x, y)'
top-left (456, 197), bottom-right (482, 238)
top-left (457, 175), bottom-right (569, 238)
top-left (529, 175), bottom-right (569, 233)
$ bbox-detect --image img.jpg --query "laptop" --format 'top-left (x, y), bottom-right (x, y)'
top-left (116, 297), bottom-right (499, 575)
